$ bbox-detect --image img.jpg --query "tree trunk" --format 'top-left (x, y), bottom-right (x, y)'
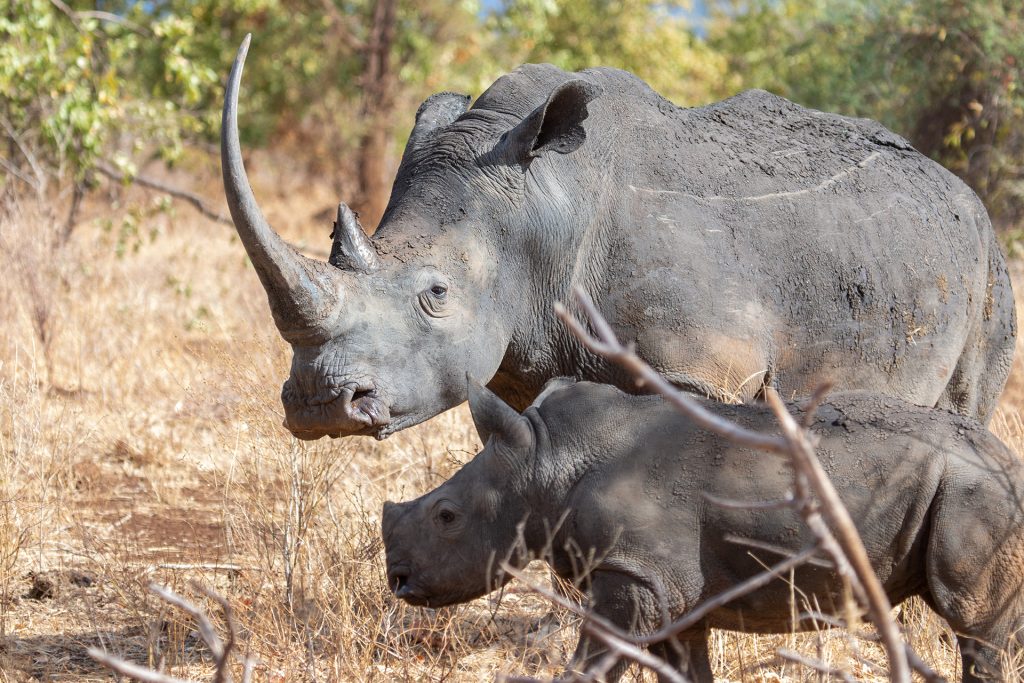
top-left (353, 0), bottom-right (398, 232)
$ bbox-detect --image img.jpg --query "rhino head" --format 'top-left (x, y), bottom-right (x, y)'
top-left (381, 378), bottom-right (539, 606)
top-left (222, 36), bottom-right (602, 439)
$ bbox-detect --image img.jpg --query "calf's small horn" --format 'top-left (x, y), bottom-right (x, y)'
top-left (221, 34), bottom-right (344, 342)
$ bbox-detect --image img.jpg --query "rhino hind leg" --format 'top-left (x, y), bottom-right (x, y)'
top-left (937, 235), bottom-right (1016, 424)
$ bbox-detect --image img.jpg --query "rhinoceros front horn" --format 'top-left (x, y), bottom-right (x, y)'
top-left (222, 34), bottom-right (351, 343)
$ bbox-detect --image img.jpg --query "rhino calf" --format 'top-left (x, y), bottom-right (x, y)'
top-left (382, 379), bottom-right (1024, 682)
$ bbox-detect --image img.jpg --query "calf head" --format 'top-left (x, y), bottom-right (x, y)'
top-left (222, 37), bottom-right (602, 439)
top-left (381, 379), bottom-right (536, 607)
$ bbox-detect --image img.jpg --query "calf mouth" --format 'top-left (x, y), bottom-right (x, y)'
top-left (387, 566), bottom-right (429, 606)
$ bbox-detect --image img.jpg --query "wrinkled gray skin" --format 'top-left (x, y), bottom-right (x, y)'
top-left (382, 379), bottom-right (1024, 682)
top-left (222, 36), bottom-right (1015, 440)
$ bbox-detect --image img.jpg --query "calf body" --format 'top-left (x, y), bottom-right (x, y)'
top-left (382, 380), bottom-right (1024, 681)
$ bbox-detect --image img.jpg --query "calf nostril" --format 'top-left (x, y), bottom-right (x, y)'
top-left (388, 568), bottom-right (409, 594)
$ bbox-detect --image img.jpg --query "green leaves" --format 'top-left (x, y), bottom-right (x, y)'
top-left (2, 0), bottom-right (1021, 236)
top-left (710, 0), bottom-right (1024, 232)
top-left (488, 0), bottom-right (737, 106)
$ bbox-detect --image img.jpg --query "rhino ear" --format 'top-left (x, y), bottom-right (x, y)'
top-left (467, 375), bottom-right (532, 449)
top-left (503, 79), bottom-right (602, 161)
top-left (404, 91), bottom-right (471, 154)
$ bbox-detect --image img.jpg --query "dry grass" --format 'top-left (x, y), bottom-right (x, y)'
top-left (0, 173), bottom-right (1022, 682)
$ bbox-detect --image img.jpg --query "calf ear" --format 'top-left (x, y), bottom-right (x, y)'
top-left (502, 79), bottom-right (602, 161)
top-left (467, 375), bottom-right (532, 449)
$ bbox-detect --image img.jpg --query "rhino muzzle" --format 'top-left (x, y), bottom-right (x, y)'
top-left (282, 383), bottom-right (391, 439)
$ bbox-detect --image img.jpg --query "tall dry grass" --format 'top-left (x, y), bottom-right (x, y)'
top-left (0, 175), bottom-right (1021, 681)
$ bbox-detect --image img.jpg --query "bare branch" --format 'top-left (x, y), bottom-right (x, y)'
top-left (554, 289), bottom-right (788, 454)
top-left (0, 117), bottom-right (47, 194)
top-left (150, 583), bottom-right (224, 660)
top-left (47, 0), bottom-right (81, 28)
top-left (633, 546), bottom-right (819, 645)
top-left (94, 160), bottom-right (232, 225)
top-left (776, 648), bottom-right (857, 683)
top-left (723, 535), bottom-right (834, 569)
top-left (765, 388), bottom-right (910, 683)
top-left (75, 10), bottom-right (149, 34)
top-left (500, 564), bottom-right (689, 683)
top-left (0, 155), bottom-right (39, 191)
top-left (800, 381), bottom-right (834, 429)
top-left (89, 584), bottom-right (255, 683)
top-left (905, 645), bottom-right (949, 683)
top-left (86, 648), bottom-right (194, 683)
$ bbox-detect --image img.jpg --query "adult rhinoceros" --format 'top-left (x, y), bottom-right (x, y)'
top-left (221, 35), bottom-right (1015, 440)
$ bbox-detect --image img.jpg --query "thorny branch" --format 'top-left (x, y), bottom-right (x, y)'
top-left (545, 286), bottom-right (934, 683)
top-left (88, 583), bottom-right (256, 683)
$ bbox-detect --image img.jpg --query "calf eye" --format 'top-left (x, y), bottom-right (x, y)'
top-left (438, 509), bottom-right (456, 524)
top-left (430, 284), bottom-right (447, 298)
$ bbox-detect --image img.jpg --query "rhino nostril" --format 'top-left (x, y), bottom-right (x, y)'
top-left (351, 387), bottom-right (376, 404)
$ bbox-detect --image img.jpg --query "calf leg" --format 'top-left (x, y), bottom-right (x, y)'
top-left (956, 635), bottom-right (1004, 683)
top-left (652, 628), bottom-right (713, 683)
top-left (565, 570), bottom-right (691, 682)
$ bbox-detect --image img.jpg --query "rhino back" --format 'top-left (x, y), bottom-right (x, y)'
top-left (463, 65), bottom-right (1004, 411)
top-left (594, 86), bottom-right (990, 404)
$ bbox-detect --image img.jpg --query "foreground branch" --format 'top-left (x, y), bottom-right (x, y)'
top-left (553, 293), bottom-right (787, 455)
top-left (765, 388), bottom-right (910, 682)
top-left (88, 583), bottom-right (255, 683)
top-left (498, 564), bottom-right (689, 683)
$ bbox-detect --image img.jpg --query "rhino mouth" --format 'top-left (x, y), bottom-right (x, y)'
top-left (283, 383), bottom-right (392, 440)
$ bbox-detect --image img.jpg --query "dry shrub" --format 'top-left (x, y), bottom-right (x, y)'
top-left (0, 180), bottom-right (1022, 681)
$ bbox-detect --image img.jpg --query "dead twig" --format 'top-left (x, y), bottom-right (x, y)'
top-left (94, 160), bottom-right (232, 226)
top-left (88, 583), bottom-right (256, 683)
top-left (85, 651), bottom-right (195, 683)
top-left (776, 647), bottom-right (857, 683)
top-left (631, 546), bottom-right (819, 646)
top-left (500, 563), bottom-right (690, 683)
top-left (765, 388), bottom-right (911, 682)
top-left (553, 293), bottom-right (787, 455)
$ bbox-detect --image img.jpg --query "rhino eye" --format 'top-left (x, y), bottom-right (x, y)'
top-left (437, 509), bottom-right (456, 524)
top-left (419, 282), bottom-right (451, 318)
